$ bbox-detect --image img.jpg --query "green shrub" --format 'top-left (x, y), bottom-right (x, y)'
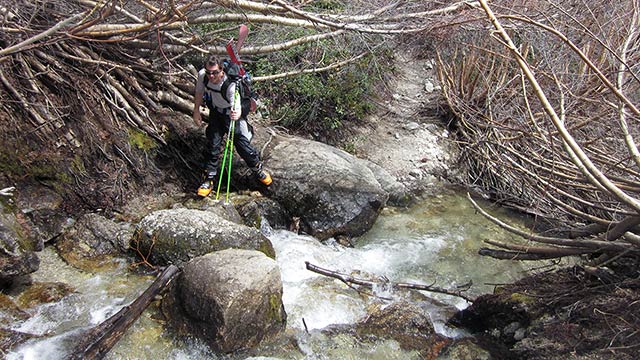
top-left (254, 38), bottom-right (387, 141)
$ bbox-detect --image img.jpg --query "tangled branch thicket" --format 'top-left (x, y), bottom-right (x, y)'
top-left (438, 0), bottom-right (640, 263)
top-left (0, 0), bottom-right (465, 210)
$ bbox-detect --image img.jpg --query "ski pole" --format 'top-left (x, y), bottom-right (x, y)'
top-left (215, 122), bottom-right (234, 201)
top-left (225, 120), bottom-right (235, 203)
top-left (223, 85), bottom-right (241, 202)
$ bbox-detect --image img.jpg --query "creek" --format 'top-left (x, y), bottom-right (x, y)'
top-left (6, 190), bottom-right (556, 359)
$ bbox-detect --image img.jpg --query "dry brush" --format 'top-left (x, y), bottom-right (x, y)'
top-left (437, 0), bottom-right (640, 264)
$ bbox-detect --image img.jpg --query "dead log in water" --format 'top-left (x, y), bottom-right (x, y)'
top-left (305, 261), bottom-right (474, 302)
top-left (69, 264), bottom-right (180, 360)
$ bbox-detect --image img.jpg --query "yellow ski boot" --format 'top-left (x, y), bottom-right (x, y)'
top-left (197, 178), bottom-right (215, 197)
top-left (253, 163), bottom-right (272, 186)
top-left (257, 170), bottom-right (272, 186)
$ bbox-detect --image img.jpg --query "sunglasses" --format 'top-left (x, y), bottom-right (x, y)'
top-left (205, 69), bottom-right (221, 76)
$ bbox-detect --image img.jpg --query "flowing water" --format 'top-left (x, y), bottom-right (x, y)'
top-left (5, 191), bottom-right (558, 359)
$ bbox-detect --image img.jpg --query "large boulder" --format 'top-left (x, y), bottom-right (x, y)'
top-left (165, 249), bottom-right (286, 352)
top-left (132, 207), bottom-right (275, 267)
top-left (263, 136), bottom-right (389, 240)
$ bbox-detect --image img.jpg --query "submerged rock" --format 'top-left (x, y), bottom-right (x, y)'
top-left (16, 281), bottom-right (74, 309)
top-left (0, 328), bottom-right (36, 355)
top-left (0, 293), bottom-right (29, 327)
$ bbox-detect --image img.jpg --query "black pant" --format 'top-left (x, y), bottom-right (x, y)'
top-left (203, 107), bottom-right (261, 175)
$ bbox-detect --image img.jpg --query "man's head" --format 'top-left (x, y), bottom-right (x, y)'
top-left (204, 56), bottom-right (225, 85)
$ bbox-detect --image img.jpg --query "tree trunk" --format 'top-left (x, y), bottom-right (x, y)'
top-left (69, 265), bottom-right (180, 360)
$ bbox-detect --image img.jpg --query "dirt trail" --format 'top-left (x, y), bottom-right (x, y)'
top-left (352, 52), bottom-right (459, 194)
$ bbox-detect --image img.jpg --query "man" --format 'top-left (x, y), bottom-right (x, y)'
top-left (193, 56), bottom-right (272, 197)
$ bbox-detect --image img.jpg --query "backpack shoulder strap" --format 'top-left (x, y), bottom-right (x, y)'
top-left (203, 76), bottom-right (230, 100)
top-left (219, 79), bottom-right (232, 103)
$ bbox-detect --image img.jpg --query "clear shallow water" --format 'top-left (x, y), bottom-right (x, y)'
top-left (5, 191), bottom-right (554, 359)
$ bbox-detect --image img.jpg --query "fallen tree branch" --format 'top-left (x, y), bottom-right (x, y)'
top-left (254, 50), bottom-right (368, 81)
top-left (479, 247), bottom-right (577, 260)
top-left (467, 192), bottom-right (635, 252)
top-left (0, 13), bottom-right (86, 58)
top-left (483, 239), bottom-right (592, 257)
top-left (305, 261), bottom-right (474, 303)
top-left (69, 265), bottom-right (180, 359)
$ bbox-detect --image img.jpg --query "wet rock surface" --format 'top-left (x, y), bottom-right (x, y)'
top-left (356, 300), bottom-right (446, 352)
top-left (54, 212), bottom-right (134, 270)
top-left (0, 202), bottom-right (40, 288)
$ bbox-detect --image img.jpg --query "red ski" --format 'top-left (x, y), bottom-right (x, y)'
top-left (226, 24), bottom-right (249, 76)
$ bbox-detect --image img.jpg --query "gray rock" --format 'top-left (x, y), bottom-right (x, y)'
top-left (170, 249), bottom-right (286, 352)
top-left (441, 337), bottom-right (492, 360)
top-left (409, 169), bottom-right (422, 178)
top-left (182, 197), bottom-right (244, 224)
top-left (133, 208), bottom-right (275, 267)
top-left (356, 300), bottom-right (441, 351)
top-left (514, 327), bottom-right (526, 341)
top-left (264, 136), bottom-right (388, 240)
top-left (236, 196), bottom-right (290, 230)
top-left (403, 122), bottom-right (420, 131)
top-left (424, 81), bottom-right (435, 93)
top-left (425, 59), bottom-right (435, 70)
top-left (14, 185), bottom-right (69, 247)
top-left (55, 213), bottom-right (134, 270)
top-left (504, 321), bottom-right (521, 336)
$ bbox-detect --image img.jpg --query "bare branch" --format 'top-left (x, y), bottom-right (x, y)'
top-left (254, 50), bottom-right (367, 81)
top-left (466, 193), bottom-right (634, 251)
top-left (305, 261), bottom-right (474, 302)
top-left (0, 13), bottom-right (86, 58)
top-left (478, 0), bottom-right (640, 214)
